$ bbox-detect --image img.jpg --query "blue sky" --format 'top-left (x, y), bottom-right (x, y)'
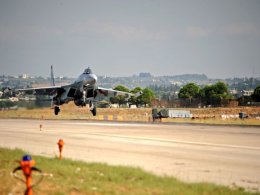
top-left (0, 0), bottom-right (260, 78)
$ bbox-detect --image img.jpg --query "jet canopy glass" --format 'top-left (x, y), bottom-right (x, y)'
top-left (84, 67), bottom-right (92, 74)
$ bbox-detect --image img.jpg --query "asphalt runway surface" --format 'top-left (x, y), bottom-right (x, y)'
top-left (0, 119), bottom-right (260, 191)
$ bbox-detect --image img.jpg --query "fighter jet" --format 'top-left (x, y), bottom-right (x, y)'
top-left (15, 67), bottom-right (142, 116)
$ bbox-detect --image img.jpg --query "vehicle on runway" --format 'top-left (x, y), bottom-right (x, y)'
top-left (14, 67), bottom-right (142, 116)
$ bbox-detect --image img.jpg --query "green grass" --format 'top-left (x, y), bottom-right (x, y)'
top-left (1, 148), bottom-right (259, 195)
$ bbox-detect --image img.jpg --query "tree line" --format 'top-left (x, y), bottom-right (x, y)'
top-left (1, 83), bottom-right (260, 108)
top-left (111, 82), bottom-right (260, 108)
top-left (178, 82), bottom-right (260, 107)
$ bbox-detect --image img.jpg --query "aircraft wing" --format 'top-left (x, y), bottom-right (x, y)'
top-left (97, 87), bottom-right (133, 97)
top-left (15, 84), bottom-right (71, 96)
top-left (96, 87), bottom-right (142, 98)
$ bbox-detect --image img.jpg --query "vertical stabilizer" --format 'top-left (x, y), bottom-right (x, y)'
top-left (51, 65), bottom-right (55, 86)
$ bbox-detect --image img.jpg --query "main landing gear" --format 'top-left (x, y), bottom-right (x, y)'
top-left (90, 106), bottom-right (96, 116)
top-left (54, 106), bottom-right (60, 115)
top-left (53, 103), bottom-right (96, 116)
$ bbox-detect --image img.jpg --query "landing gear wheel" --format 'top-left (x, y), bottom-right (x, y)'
top-left (89, 101), bottom-right (94, 110)
top-left (54, 106), bottom-right (60, 115)
top-left (91, 106), bottom-right (96, 116)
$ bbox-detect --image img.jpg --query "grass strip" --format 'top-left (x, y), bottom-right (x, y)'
top-left (0, 147), bottom-right (259, 195)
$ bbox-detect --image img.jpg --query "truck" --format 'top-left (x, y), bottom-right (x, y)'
top-left (152, 108), bottom-right (192, 121)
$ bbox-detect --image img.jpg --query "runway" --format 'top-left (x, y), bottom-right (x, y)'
top-left (0, 119), bottom-right (260, 191)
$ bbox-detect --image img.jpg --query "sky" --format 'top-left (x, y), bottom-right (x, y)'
top-left (0, 0), bottom-right (260, 79)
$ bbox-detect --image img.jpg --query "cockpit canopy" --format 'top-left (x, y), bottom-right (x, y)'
top-left (84, 67), bottom-right (92, 74)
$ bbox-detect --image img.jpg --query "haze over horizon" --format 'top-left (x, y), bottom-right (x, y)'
top-left (0, 0), bottom-right (260, 79)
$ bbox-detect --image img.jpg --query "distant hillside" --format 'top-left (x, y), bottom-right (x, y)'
top-left (98, 73), bottom-right (209, 89)
top-left (164, 74), bottom-right (208, 81)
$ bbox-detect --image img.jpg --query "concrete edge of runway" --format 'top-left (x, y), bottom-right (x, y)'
top-left (3, 117), bottom-right (260, 128)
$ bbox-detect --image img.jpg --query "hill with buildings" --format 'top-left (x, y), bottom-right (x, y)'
top-left (0, 73), bottom-right (259, 100)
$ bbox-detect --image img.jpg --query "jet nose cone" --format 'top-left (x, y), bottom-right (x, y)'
top-left (91, 74), bottom-right (97, 82)
top-left (88, 74), bottom-right (97, 85)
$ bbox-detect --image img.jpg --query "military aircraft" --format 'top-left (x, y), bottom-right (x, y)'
top-left (15, 67), bottom-right (142, 116)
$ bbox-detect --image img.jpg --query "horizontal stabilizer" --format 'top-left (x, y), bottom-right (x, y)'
top-left (135, 91), bottom-right (143, 97)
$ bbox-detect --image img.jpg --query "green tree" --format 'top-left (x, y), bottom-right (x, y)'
top-left (114, 85), bottom-right (130, 93)
top-left (200, 82), bottom-right (232, 106)
top-left (252, 85), bottom-right (260, 102)
top-left (213, 82), bottom-right (228, 96)
top-left (141, 88), bottom-right (155, 107)
top-left (178, 83), bottom-right (200, 105)
top-left (130, 87), bottom-right (143, 107)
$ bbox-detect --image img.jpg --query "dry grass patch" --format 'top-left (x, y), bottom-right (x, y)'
top-left (0, 104), bottom-right (259, 125)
